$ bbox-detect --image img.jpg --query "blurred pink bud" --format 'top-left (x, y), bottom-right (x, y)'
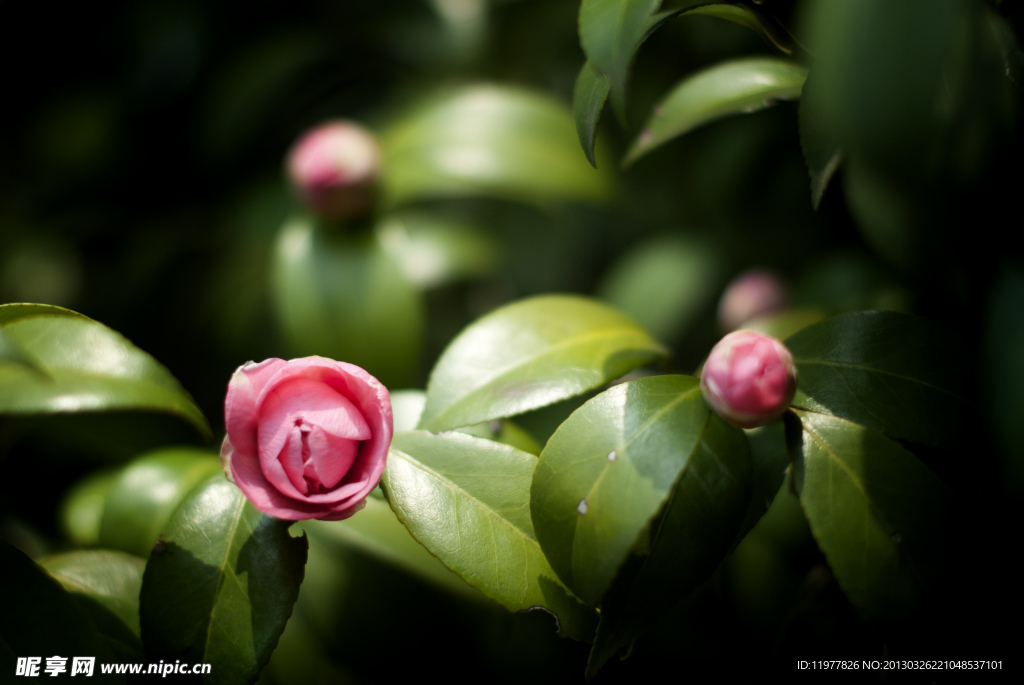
top-left (286, 121), bottom-right (380, 220)
top-left (700, 330), bottom-right (797, 428)
top-left (717, 269), bottom-right (788, 331)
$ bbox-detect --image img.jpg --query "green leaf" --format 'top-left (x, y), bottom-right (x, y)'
top-left (1, 540), bottom-right (125, 681)
top-left (270, 214), bottom-right (424, 388)
top-left (140, 475), bottom-right (308, 685)
top-left (0, 313), bottom-right (210, 437)
top-left (59, 470), bottom-right (118, 547)
top-left (787, 409), bottom-right (951, 621)
top-left (573, 1), bottom-right (795, 154)
top-left (40, 550), bottom-right (146, 648)
top-left (98, 448), bottom-right (222, 558)
top-left (532, 375), bottom-right (741, 606)
top-left (678, 3), bottom-right (796, 55)
top-left (418, 294), bottom-right (667, 432)
top-left (382, 430), bottom-right (598, 641)
top-left (380, 84), bottom-right (613, 207)
top-left (735, 419), bottom-right (792, 544)
top-left (578, 0), bottom-right (661, 124)
top-left (573, 60), bottom-right (612, 168)
top-left (582, 396), bottom-right (752, 677)
top-left (0, 302), bottom-right (90, 325)
top-left (301, 496), bottom-right (479, 600)
top-left (785, 311), bottom-right (969, 446)
top-left (596, 233), bottom-right (725, 343)
top-left (798, 73), bottom-right (842, 209)
top-left (376, 210), bottom-right (498, 289)
top-left (624, 57), bottom-right (808, 167)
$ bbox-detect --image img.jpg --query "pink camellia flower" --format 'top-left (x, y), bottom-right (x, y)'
top-left (717, 268), bottom-right (788, 332)
top-left (286, 121), bottom-right (380, 220)
top-left (221, 357), bottom-right (392, 521)
top-left (700, 330), bottom-right (797, 429)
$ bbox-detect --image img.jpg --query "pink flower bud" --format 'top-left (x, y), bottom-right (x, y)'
top-left (700, 330), bottom-right (797, 428)
top-left (286, 121), bottom-right (380, 220)
top-left (717, 269), bottom-right (788, 331)
top-left (221, 356), bottom-right (393, 521)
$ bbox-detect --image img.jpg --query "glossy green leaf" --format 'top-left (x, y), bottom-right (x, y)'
top-left (573, 1), bottom-right (795, 158)
top-left (301, 497), bottom-right (478, 600)
top-left (798, 73), bottom-right (842, 209)
top-left (98, 448), bottom-right (222, 558)
top-left (785, 311), bottom-right (969, 446)
top-left (578, 0), bottom-right (661, 124)
top-left (41, 550), bottom-right (146, 647)
top-left (624, 58), bottom-right (808, 167)
top-left (573, 60), bottom-right (612, 168)
top-left (582, 397), bottom-right (751, 677)
top-left (140, 475), bottom-right (308, 685)
top-left (391, 389), bottom-right (428, 433)
top-left (788, 409), bottom-right (951, 621)
top-left (533, 375), bottom-right (741, 606)
top-left (0, 313), bottom-right (210, 437)
top-left (270, 214), bottom-right (424, 388)
top-left (382, 431), bottom-right (597, 641)
top-left (1, 540), bottom-right (124, 681)
top-left (381, 85), bottom-right (613, 207)
top-left (418, 294), bottom-right (667, 432)
top-left (596, 233), bottom-right (724, 343)
top-left (376, 210), bottom-right (498, 289)
top-left (0, 302), bottom-right (89, 325)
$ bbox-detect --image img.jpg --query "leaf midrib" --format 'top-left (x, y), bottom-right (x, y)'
top-left (202, 496), bottom-right (249, 661)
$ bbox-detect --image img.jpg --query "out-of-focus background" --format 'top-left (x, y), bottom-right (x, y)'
top-left (2, 0), bottom-right (1022, 681)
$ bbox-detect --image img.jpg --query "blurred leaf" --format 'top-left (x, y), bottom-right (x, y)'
top-left (59, 470), bottom-right (118, 547)
top-left (382, 431), bottom-right (598, 641)
top-left (0, 313), bottom-right (210, 437)
top-left (597, 233), bottom-right (724, 343)
top-left (98, 448), bottom-right (221, 558)
top-left (578, 388), bottom-right (751, 677)
top-left (787, 410), bottom-right (951, 621)
top-left (573, 60), bottom-right (612, 168)
top-left (418, 294), bottom-right (667, 432)
top-left (785, 311), bottom-right (969, 446)
top-left (1, 540), bottom-right (125, 681)
top-left (983, 266), bottom-right (1024, 489)
top-left (140, 475), bottom-right (308, 685)
top-left (40, 550), bottom-right (146, 648)
top-left (301, 496), bottom-right (478, 600)
top-left (800, 0), bottom-right (1010, 182)
top-left (798, 73), bottom-right (842, 209)
top-left (533, 375), bottom-right (736, 606)
top-left (794, 251), bottom-right (910, 314)
top-left (578, 0), bottom-right (661, 124)
top-left (741, 308), bottom-right (826, 342)
top-left (270, 214), bottom-right (424, 388)
top-left (624, 57), bottom-right (807, 166)
top-left (390, 389), bottom-right (427, 433)
top-left (376, 210), bottom-right (498, 289)
top-left (381, 85), bottom-right (613, 207)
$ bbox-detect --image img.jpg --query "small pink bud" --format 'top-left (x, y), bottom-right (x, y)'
top-left (700, 330), bottom-right (797, 428)
top-left (717, 269), bottom-right (788, 331)
top-left (286, 121), bottom-right (380, 220)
